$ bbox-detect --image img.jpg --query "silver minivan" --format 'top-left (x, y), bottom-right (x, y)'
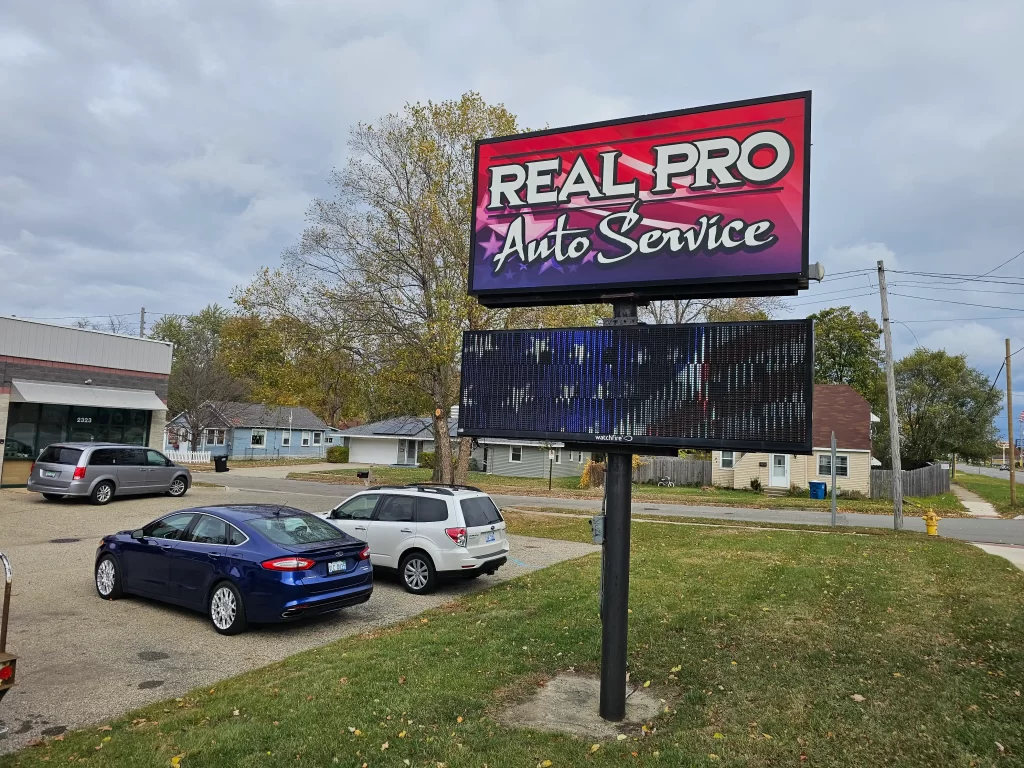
top-left (26, 443), bottom-right (192, 505)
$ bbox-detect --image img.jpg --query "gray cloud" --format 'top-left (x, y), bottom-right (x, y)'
top-left (1, 0), bottom-right (1022, 430)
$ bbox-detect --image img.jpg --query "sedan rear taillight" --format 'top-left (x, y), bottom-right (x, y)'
top-left (358, 546), bottom-right (370, 560)
top-left (445, 527), bottom-right (467, 547)
top-left (261, 557), bottom-right (315, 571)
top-left (73, 466), bottom-right (86, 480)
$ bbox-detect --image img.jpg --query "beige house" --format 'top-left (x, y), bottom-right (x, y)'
top-left (712, 384), bottom-right (877, 495)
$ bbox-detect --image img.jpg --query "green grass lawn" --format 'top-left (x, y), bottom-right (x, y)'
top-left (289, 467), bottom-right (968, 517)
top-left (956, 472), bottom-right (1021, 518)
top-left (10, 513), bottom-right (1023, 767)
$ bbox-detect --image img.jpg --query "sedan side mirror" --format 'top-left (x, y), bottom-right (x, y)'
top-left (130, 529), bottom-right (145, 541)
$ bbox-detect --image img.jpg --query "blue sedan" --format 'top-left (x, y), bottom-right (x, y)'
top-left (94, 505), bottom-right (373, 634)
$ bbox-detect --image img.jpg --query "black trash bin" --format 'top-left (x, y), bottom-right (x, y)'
top-left (213, 455), bottom-right (229, 473)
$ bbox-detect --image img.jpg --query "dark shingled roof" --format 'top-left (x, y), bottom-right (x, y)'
top-left (336, 416), bottom-right (458, 439)
top-left (207, 402), bottom-right (329, 431)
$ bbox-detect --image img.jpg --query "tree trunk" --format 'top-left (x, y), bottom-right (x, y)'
top-left (431, 410), bottom-right (454, 484)
top-left (454, 437), bottom-right (473, 484)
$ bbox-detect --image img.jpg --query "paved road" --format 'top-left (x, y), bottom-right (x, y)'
top-left (0, 486), bottom-right (597, 753)
top-left (197, 473), bottom-right (1024, 546)
top-left (957, 464), bottom-right (1014, 479)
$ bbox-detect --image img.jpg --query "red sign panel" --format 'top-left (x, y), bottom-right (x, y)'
top-left (470, 92), bottom-right (811, 306)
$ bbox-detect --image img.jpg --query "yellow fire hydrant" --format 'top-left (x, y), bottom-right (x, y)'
top-left (923, 508), bottom-right (939, 536)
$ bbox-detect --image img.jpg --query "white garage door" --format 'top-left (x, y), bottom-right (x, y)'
top-left (349, 438), bottom-right (399, 465)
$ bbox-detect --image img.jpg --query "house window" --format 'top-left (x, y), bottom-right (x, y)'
top-left (205, 429), bottom-right (225, 447)
top-left (313, 432), bottom-right (322, 445)
top-left (251, 429), bottom-right (266, 447)
top-left (326, 436), bottom-right (334, 444)
top-left (281, 432), bottom-right (291, 447)
top-left (509, 445), bottom-right (522, 463)
top-left (301, 431), bottom-right (311, 447)
top-left (818, 454), bottom-right (849, 477)
top-left (720, 451), bottom-right (735, 469)
top-left (553, 448), bottom-right (561, 464)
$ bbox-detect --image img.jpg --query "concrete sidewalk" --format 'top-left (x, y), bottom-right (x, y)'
top-left (973, 543), bottom-right (1024, 571)
top-left (204, 462), bottom-right (367, 479)
top-left (951, 483), bottom-right (1001, 518)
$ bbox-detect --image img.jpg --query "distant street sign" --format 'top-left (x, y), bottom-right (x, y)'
top-left (458, 319), bottom-right (814, 454)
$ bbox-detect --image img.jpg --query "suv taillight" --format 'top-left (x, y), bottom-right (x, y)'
top-left (29, 462), bottom-right (35, 476)
top-left (73, 466), bottom-right (86, 480)
top-left (445, 527), bottom-right (467, 547)
top-left (261, 557), bottom-right (315, 571)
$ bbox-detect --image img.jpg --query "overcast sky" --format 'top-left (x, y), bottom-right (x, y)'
top-left (2, 1), bottom-right (1022, 434)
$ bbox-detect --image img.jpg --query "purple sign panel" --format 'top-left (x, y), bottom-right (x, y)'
top-left (469, 92), bottom-right (811, 306)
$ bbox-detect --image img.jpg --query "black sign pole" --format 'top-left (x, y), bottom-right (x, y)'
top-left (599, 300), bottom-right (637, 722)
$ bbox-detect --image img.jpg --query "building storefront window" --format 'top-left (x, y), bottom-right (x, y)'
top-left (2, 403), bottom-right (153, 486)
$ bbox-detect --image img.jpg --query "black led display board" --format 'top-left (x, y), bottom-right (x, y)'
top-left (457, 319), bottom-right (814, 454)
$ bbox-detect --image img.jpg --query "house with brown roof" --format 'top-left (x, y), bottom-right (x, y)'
top-left (711, 384), bottom-right (878, 495)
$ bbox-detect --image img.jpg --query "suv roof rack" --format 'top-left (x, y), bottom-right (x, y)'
top-left (404, 482), bottom-right (482, 493)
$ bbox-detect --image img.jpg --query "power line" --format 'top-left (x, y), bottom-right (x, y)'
top-left (824, 268), bottom-right (874, 277)
top-left (9, 312), bottom-right (136, 321)
top-left (893, 320), bottom-right (920, 346)
top-left (976, 246), bottom-right (1024, 280)
top-left (890, 270), bottom-right (1024, 284)
top-left (787, 290), bottom-right (878, 307)
top-left (890, 282), bottom-right (1024, 296)
top-left (888, 292), bottom-right (1024, 313)
top-left (894, 315), bottom-right (1024, 323)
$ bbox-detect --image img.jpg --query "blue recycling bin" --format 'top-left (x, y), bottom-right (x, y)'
top-left (808, 481), bottom-right (826, 499)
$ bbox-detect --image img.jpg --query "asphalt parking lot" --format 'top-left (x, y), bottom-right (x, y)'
top-left (0, 486), bottom-right (598, 753)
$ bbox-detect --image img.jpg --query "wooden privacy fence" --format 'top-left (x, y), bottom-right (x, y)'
top-left (633, 457), bottom-right (712, 486)
top-left (870, 464), bottom-right (949, 499)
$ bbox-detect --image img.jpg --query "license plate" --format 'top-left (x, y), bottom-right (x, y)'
top-left (486, 533), bottom-right (496, 543)
top-left (43, 470), bottom-right (58, 478)
top-left (327, 560), bottom-right (347, 574)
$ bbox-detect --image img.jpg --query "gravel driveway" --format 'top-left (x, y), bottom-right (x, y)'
top-left (0, 486), bottom-right (598, 753)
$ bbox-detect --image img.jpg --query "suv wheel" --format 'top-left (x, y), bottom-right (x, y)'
top-left (167, 476), bottom-right (188, 497)
top-left (400, 552), bottom-right (437, 594)
top-left (90, 481), bottom-right (115, 506)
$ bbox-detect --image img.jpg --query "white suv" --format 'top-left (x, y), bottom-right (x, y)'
top-left (320, 484), bottom-right (509, 594)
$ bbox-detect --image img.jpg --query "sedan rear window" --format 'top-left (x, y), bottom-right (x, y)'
top-left (460, 497), bottom-right (503, 527)
top-left (37, 446), bottom-right (83, 466)
top-left (248, 514), bottom-right (344, 546)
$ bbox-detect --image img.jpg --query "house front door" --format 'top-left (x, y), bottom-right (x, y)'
top-left (769, 454), bottom-right (790, 488)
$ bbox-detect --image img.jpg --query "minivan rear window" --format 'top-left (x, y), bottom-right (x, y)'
top-left (37, 446), bottom-right (83, 466)
top-left (460, 497), bottom-right (503, 527)
top-left (248, 514), bottom-right (344, 546)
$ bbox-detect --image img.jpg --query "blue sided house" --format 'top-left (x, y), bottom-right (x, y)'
top-left (164, 401), bottom-right (331, 459)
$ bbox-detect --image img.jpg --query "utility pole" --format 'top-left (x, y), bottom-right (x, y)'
top-left (877, 260), bottom-right (904, 529)
top-left (139, 307), bottom-right (146, 338)
top-left (1007, 339), bottom-right (1016, 507)
top-left (599, 299), bottom-right (636, 722)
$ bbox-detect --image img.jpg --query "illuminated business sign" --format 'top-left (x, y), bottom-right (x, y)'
top-left (469, 92), bottom-right (811, 307)
top-left (458, 320), bottom-right (814, 454)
